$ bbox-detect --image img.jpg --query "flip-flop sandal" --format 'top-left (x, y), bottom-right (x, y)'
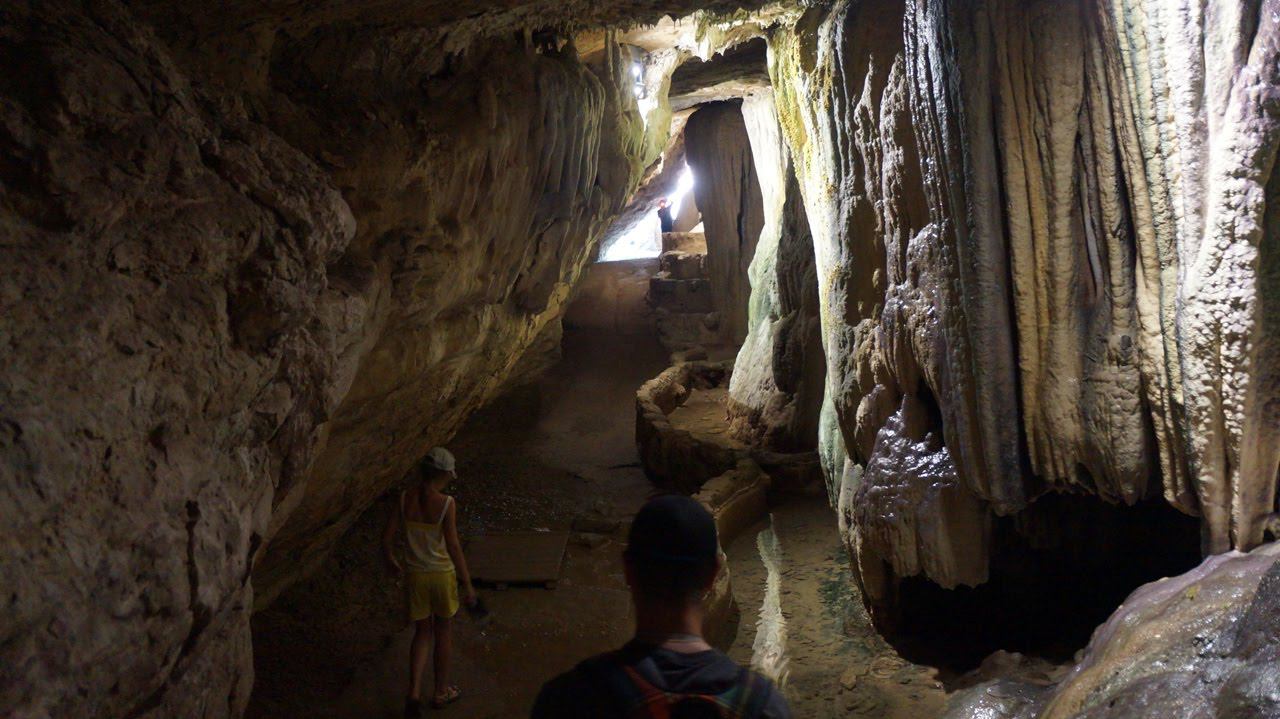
top-left (431, 686), bottom-right (461, 709)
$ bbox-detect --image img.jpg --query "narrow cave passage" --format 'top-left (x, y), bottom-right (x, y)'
top-left (229, 17), bottom-right (1242, 718)
top-left (7, 2), bottom-right (1280, 719)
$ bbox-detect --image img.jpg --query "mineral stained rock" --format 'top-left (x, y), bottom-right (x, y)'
top-left (1, 2), bottom-right (354, 716)
top-left (249, 27), bottom-right (651, 607)
top-left (944, 543), bottom-right (1280, 719)
top-left (769, 0), bottom-right (1280, 609)
top-left (726, 88), bottom-right (825, 452)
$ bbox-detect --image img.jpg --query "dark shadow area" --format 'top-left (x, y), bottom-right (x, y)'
top-left (886, 492), bottom-right (1203, 677)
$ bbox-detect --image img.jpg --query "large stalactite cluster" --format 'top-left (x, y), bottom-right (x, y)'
top-left (767, 0), bottom-right (1280, 610)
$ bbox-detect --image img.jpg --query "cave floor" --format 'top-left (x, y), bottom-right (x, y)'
top-left (250, 328), bottom-right (950, 718)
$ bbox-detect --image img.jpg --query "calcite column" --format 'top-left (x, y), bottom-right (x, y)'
top-left (770, 0), bottom-right (997, 608)
top-left (1094, 0), bottom-right (1280, 551)
top-left (684, 101), bottom-right (767, 346)
top-left (726, 89), bottom-right (825, 451)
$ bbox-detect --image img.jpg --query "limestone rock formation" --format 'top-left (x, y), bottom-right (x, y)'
top-left (726, 89), bottom-right (825, 451)
top-left (250, 28), bottom-right (651, 606)
top-left (768, 0), bottom-right (1280, 616)
top-left (4, 0), bottom-right (1280, 715)
top-left (684, 100), bottom-right (767, 346)
top-left (1, 0), bottom-right (729, 714)
top-left (669, 38), bottom-right (771, 111)
top-left (945, 543), bottom-right (1280, 718)
top-left (1, 2), bottom-right (356, 715)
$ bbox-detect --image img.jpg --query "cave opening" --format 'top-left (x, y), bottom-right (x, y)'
top-left (888, 492), bottom-right (1203, 677)
top-left (599, 166), bottom-right (698, 262)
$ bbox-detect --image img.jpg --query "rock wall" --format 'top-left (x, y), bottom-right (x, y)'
top-left (726, 89), bottom-right (825, 452)
top-left (564, 258), bottom-right (661, 336)
top-left (0, 2), bottom-right (355, 716)
top-left (250, 28), bottom-right (650, 605)
top-left (769, 0), bottom-right (1280, 613)
top-left (684, 100), bottom-right (767, 346)
top-left (945, 543), bottom-right (1280, 718)
top-left (0, 0), bottom-right (687, 714)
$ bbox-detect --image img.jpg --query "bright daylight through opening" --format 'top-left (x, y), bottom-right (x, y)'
top-left (599, 166), bottom-right (696, 262)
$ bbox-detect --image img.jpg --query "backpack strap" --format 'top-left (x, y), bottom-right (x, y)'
top-left (581, 652), bottom-right (775, 719)
top-left (580, 653), bottom-right (671, 718)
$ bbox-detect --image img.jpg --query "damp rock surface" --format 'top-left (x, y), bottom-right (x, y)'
top-left (0, 0), bottom-right (682, 714)
top-left (945, 542), bottom-right (1280, 719)
top-left (3, 0), bottom-right (1280, 715)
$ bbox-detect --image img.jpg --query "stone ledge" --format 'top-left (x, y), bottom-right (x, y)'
top-left (635, 360), bottom-right (822, 492)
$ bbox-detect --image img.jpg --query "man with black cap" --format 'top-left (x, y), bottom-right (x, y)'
top-left (531, 495), bottom-right (790, 718)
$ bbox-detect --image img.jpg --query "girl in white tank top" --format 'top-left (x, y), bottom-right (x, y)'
top-left (401, 492), bottom-right (454, 573)
top-left (382, 448), bottom-right (476, 714)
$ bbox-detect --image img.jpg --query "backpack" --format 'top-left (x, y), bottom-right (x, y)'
top-left (582, 652), bottom-right (773, 719)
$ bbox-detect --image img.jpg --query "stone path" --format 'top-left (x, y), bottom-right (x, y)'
top-left (251, 328), bottom-right (953, 718)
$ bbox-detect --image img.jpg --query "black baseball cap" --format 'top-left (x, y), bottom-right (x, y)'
top-left (625, 495), bottom-right (719, 565)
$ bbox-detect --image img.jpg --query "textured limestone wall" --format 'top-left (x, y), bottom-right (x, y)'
top-left (250, 28), bottom-right (651, 605)
top-left (0, 0), bottom-right (674, 715)
top-left (726, 89), bottom-right (825, 452)
top-left (0, 2), bottom-right (356, 716)
top-left (769, 0), bottom-right (1280, 612)
top-left (684, 100), bottom-right (767, 346)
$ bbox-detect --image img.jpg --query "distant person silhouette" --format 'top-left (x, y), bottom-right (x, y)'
top-left (657, 198), bottom-right (675, 233)
top-left (531, 495), bottom-right (790, 718)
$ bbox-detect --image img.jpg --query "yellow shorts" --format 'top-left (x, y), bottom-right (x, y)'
top-left (406, 569), bottom-right (459, 621)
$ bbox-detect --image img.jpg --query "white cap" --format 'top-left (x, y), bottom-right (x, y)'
top-left (422, 446), bottom-right (456, 473)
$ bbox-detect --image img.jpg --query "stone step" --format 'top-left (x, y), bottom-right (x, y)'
top-left (648, 275), bottom-right (713, 313)
top-left (661, 231), bottom-right (707, 255)
top-left (655, 309), bottom-right (721, 350)
top-left (659, 250), bottom-right (706, 280)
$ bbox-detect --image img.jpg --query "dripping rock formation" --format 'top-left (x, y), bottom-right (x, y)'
top-left (769, 0), bottom-right (1280, 611)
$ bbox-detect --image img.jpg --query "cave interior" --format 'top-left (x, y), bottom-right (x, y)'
top-left (2, 0), bottom-right (1280, 718)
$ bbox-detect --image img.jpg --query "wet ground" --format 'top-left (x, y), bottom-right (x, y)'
top-left (250, 326), bottom-right (951, 718)
top-left (725, 498), bottom-right (949, 717)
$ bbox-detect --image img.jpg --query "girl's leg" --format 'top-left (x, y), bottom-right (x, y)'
top-left (408, 617), bottom-right (434, 700)
top-left (432, 615), bottom-right (453, 698)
